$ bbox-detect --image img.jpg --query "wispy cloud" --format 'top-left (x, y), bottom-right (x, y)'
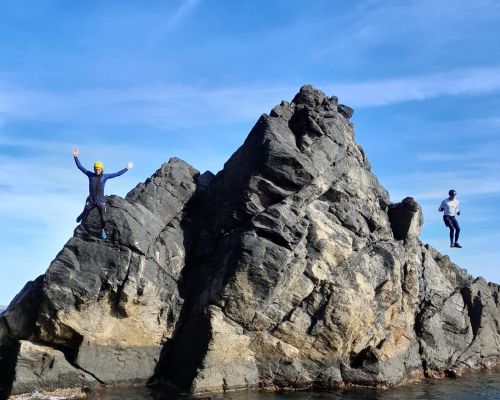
top-left (416, 140), bottom-right (500, 164)
top-left (426, 231), bottom-right (500, 283)
top-left (0, 136), bottom-right (152, 225)
top-left (2, 66), bottom-right (500, 131)
top-left (360, 0), bottom-right (500, 37)
top-left (315, 0), bottom-right (500, 59)
top-left (385, 170), bottom-right (500, 202)
top-left (383, 126), bottom-right (499, 204)
top-left (168, 0), bottom-right (201, 29)
top-left (329, 66), bottom-right (500, 107)
top-left (0, 81), bottom-right (290, 129)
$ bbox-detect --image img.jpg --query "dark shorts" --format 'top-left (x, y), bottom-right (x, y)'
top-left (80, 196), bottom-right (107, 228)
top-left (85, 195), bottom-right (106, 208)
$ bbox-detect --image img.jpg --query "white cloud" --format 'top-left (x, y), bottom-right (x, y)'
top-left (0, 81), bottom-right (290, 129)
top-left (327, 66), bottom-right (500, 107)
top-left (1, 66), bottom-right (500, 131)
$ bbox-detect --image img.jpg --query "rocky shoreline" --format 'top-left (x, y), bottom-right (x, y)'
top-left (1, 85), bottom-right (499, 399)
top-left (9, 366), bottom-right (500, 400)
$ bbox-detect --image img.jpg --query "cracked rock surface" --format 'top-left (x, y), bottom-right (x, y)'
top-left (1, 85), bottom-right (499, 398)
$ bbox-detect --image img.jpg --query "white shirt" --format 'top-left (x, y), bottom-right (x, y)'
top-left (439, 198), bottom-right (460, 216)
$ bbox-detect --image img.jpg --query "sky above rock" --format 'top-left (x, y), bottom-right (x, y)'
top-left (1, 0), bottom-right (499, 305)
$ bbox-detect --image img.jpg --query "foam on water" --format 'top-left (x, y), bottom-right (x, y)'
top-left (14, 391), bottom-right (77, 400)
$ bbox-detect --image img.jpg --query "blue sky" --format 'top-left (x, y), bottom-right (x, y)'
top-left (1, 0), bottom-right (499, 305)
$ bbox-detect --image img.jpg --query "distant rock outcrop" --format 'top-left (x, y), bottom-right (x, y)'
top-left (1, 85), bottom-right (499, 399)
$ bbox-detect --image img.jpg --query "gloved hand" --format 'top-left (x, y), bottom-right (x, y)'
top-left (457, 211), bottom-right (461, 216)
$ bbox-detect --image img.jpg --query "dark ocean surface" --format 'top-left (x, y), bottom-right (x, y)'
top-left (85, 370), bottom-right (500, 400)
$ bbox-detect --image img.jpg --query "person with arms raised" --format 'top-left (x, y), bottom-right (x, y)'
top-left (73, 147), bottom-right (133, 240)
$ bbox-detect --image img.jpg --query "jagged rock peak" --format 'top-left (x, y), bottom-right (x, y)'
top-left (291, 84), bottom-right (353, 119)
top-left (0, 85), bottom-right (499, 399)
top-left (292, 84), bottom-right (328, 108)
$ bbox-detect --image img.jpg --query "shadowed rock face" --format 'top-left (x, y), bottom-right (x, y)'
top-left (1, 85), bottom-right (499, 398)
top-left (388, 197), bottom-right (423, 240)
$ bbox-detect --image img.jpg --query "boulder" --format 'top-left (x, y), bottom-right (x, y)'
top-left (11, 341), bottom-right (97, 395)
top-left (388, 197), bottom-right (424, 240)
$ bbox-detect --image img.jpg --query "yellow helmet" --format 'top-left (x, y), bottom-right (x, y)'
top-left (94, 161), bottom-right (104, 169)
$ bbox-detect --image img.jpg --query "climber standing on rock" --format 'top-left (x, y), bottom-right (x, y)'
top-left (439, 189), bottom-right (462, 248)
top-left (72, 147), bottom-right (133, 240)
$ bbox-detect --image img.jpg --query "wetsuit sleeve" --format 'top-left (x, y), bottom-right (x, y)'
top-left (74, 157), bottom-right (91, 176)
top-left (104, 168), bottom-right (128, 179)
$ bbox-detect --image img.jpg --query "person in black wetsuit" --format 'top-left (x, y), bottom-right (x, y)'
top-left (73, 147), bottom-right (133, 239)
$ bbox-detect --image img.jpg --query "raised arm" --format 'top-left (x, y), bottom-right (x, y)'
top-left (105, 162), bottom-right (134, 179)
top-left (73, 147), bottom-right (91, 176)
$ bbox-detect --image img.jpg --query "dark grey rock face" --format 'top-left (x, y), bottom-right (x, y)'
top-left (0, 158), bottom-right (199, 397)
top-left (0, 85), bottom-right (499, 398)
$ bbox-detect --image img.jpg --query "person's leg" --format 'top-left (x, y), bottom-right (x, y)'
top-left (449, 226), bottom-right (455, 245)
top-left (97, 204), bottom-right (106, 230)
top-left (452, 217), bottom-right (461, 245)
top-left (443, 216), bottom-right (455, 246)
top-left (97, 201), bottom-right (107, 239)
top-left (78, 198), bottom-right (95, 223)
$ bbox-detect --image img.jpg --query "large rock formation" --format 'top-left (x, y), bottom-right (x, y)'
top-left (1, 85), bottom-right (499, 398)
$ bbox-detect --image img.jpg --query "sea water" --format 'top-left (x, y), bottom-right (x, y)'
top-left (16, 370), bottom-right (500, 400)
top-left (84, 370), bottom-right (500, 400)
